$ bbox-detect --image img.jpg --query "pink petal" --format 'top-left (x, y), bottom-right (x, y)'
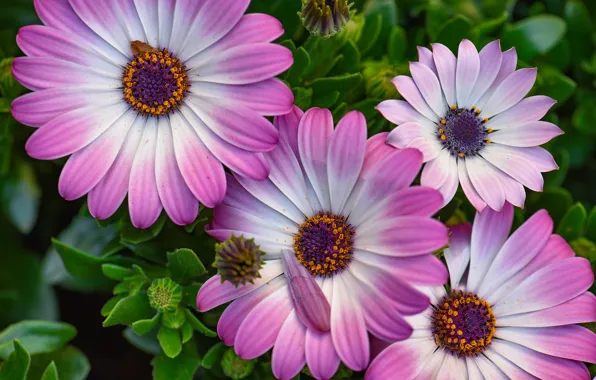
top-left (169, 111), bottom-right (226, 208)
top-left (432, 42), bottom-right (457, 107)
top-left (497, 292), bottom-right (596, 328)
top-left (483, 347), bottom-right (536, 379)
top-left (275, 105), bottom-right (303, 157)
top-left (328, 111), bottom-right (367, 214)
top-left (409, 61), bottom-right (447, 117)
top-left (490, 121), bottom-right (563, 147)
top-left (467, 202), bottom-right (514, 293)
top-left (58, 110), bottom-right (137, 200)
top-left (486, 95), bottom-right (557, 129)
top-left (509, 146), bottom-right (558, 172)
top-left (472, 354), bottom-right (509, 379)
top-left (435, 153), bottom-right (459, 206)
top-left (217, 276), bottom-right (286, 345)
top-left (192, 44), bottom-right (293, 85)
top-left (489, 340), bottom-right (590, 379)
top-left (481, 143), bottom-right (544, 191)
top-left (185, 95), bottom-right (279, 152)
top-left (365, 339), bottom-right (437, 380)
top-left (305, 330), bottom-right (340, 380)
top-left (476, 47), bottom-right (518, 111)
top-left (298, 108), bottom-right (334, 210)
top-left (392, 76), bottom-right (439, 122)
top-left (467, 40), bottom-right (502, 107)
top-left (330, 274), bottom-right (369, 371)
top-left (11, 88), bottom-right (120, 128)
top-left (420, 150), bottom-right (451, 189)
top-left (235, 285), bottom-right (293, 360)
top-left (495, 325), bottom-right (596, 363)
top-left (417, 46), bottom-right (437, 74)
top-left (481, 68), bottom-right (538, 118)
top-left (457, 160), bottom-right (487, 212)
top-left (492, 257), bottom-right (594, 317)
top-left (25, 102), bottom-right (127, 160)
top-left (196, 260), bottom-right (284, 311)
top-left (196, 78), bottom-right (293, 117)
top-left (386, 122), bottom-right (437, 159)
top-left (444, 223), bottom-right (472, 289)
top-left (88, 117), bottom-right (145, 220)
top-left (155, 119), bottom-right (199, 226)
top-left (12, 57), bottom-right (120, 91)
top-left (127, 118), bottom-right (162, 229)
top-left (272, 311), bottom-right (307, 380)
top-left (465, 156), bottom-right (506, 211)
top-left (478, 209), bottom-right (553, 298)
top-left (456, 39), bottom-right (480, 108)
top-left (281, 250), bottom-right (331, 333)
top-left (376, 99), bottom-right (433, 127)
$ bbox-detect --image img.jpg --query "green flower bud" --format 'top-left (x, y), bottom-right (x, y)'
top-left (1, 58), bottom-right (25, 100)
top-left (335, 13), bottom-right (364, 44)
top-left (147, 278), bottom-right (183, 313)
top-left (570, 238), bottom-right (596, 261)
top-left (214, 235), bottom-right (265, 287)
top-left (299, 0), bottom-right (354, 38)
top-left (362, 59), bottom-right (407, 99)
top-left (221, 348), bottom-right (256, 380)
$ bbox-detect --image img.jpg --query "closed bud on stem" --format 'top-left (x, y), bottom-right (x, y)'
top-left (147, 278), bottom-right (183, 313)
top-left (214, 235), bottom-right (265, 287)
top-left (299, 0), bottom-right (354, 38)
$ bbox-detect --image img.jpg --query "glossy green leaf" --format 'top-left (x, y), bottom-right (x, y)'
top-left (40, 361), bottom-right (59, 380)
top-left (564, 0), bottom-right (593, 62)
top-left (0, 340), bottom-right (30, 380)
top-left (556, 203), bottom-right (587, 241)
top-left (180, 323), bottom-right (193, 344)
top-left (166, 249), bottom-right (206, 284)
top-left (529, 187), bottom-right (573, 224)
top-left (292, 87), bottom-right (312, 111)
top-left (387, 26), bottom-right (407, 63)
top-left (132, 313), bottom-right (161, 336)
top-left (27, 346), bottom-right (89, 380)
top-left (544, 149), bottom-right (569, 188)
top-left (151, 341), bottom-right (200, 380)
top-left (122, 328), bottom-right (161, 356)
top-left (425, 0), bottom-right (450, 40)
top-left (184, 309), bottom-right (216, 337)
top-left (201, 342), bottom-right (226, 370)
top-left (182, 283), bottom-right (202, 310)
top-left (120, 213), bottom-right (166, 244)
top-left (157, 326), bottom-right (181, 358)
top-left (101, 264), bottom-right (134, 281)
top-left (470, 12), bottom-right (508, 42)
top-left (572, 94), bottom-right (596, 135)
top-left (103, 292), bottom-right (153, 327)
top-left (162, 307), bottom-right (186, 330)
top-left (311, 90), bottom-right (340, 108)
top-left (50, 239), bottom-right (104, 279)
top-left (309, 73), bottom-right (362, 95)
top-left (286, 47), bottom-right (310, 87)
top-left (358, 14), bottom-right (382, 56)
top-left (502, 15), bottom-right (566, 61)
top-left (0, 321), bottom-right (76, 359)
top-left (584, 207), bottom-right (596, 242)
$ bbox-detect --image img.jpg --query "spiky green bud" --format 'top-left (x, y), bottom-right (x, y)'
top-left (362, 59), bottom-right (407, 99)
top-left (147, 278), bottom-right (182, 313)
top-left (221, 348), bottom-right (256, 380)
top-left (299, 0), bottom-right (354, 38)
top-left (214, 235), bottom-right (265, 287)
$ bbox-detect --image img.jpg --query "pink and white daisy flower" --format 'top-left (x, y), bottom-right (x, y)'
top-left (377, 39), bottom-right (562, 212)
top-left (366, 203), bottom-right (596, 380)
top-left (11, 0), bottom-right (294, 228)
top-left (197, 106), bottom-right (449, 380)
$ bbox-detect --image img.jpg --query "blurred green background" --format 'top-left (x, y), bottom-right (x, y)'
top-left (0, 0), bottom-right (595, 379)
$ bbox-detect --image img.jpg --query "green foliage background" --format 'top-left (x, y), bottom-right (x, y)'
top-left (0, 0), bottom-right (595, 379)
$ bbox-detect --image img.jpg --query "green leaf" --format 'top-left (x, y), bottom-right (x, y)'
top-left (435, 15), bottom-right (473, 52)
top-left (157, 326), bottom-right (181, 359)
top-left (292, 87), bottom-right (313, 111)
top-left (556, 203), bottom-right (587, 241)
top-left (132, 313), bottom-right (161, 336)
top-left (180, 323), bottom-right (193, 344)
top-left (358, 14), bottom-right (382, 56)
top-left (502, 15), bottom-right (567, 61)
top-left (534, 67), bottom-right (576, 106)
top-left (184, 309), bottom-right (216, 337)
top-left (162, 307), bottom-right (186, 330)
top-left (311, 91), bottom-right (340, 108)
top-left (120, 213), bottom-right (166, 244)
top-left (101, 264), bottom-right (134, 281)
top-left (0, 340), bottom-right (30, 380)
top-left (564, 0), bottom-right (593, 62)
top-left (122, 328), bottom-right (161, 356)
top-left (166, 249), bottom-right (206, 284)
top-left (309, 73), bottom-right (362, 95)
top-left (470, 12), bottom-right (508, 42)
top-left (151, 341), bottom-right (200, 380)
top-left (103, 292), bottom-right (153, 327)
top-left (586, 207), bottom-right (596, 242)
top-left (182, 283), bottom-right (202, 310)
top-left (387, 26), bottom-right (407, 63)
top-left (50, 238), bottom-right (103, 279)
top-left (40, 362), bottom-right (59, 380)
top-left (100, 295), bottom-right (125, 317)
top-left (0, 159), bottom-right (40, 234)
top-left (0, 321), bottom-right (76, 359)
top-left (27, 346), bottom-right (89, 380)
top-left (529, 187), bottom-right (573, 224)
top-left (286, 47), bottom-right (310, 87)
top-left (201, 342), bottom-right (226, 370)
top-left (425, 0), bottom-right (450, 40)
top-left (545, 149), bottom-right (569, 188)
top-left (573, 94), bottom-right (596, 135)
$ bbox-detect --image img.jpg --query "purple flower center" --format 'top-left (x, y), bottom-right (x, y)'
top-left (438, 108), bottom-right (490, 157)
top-left (123, 45), bottom-right (189, 116)
top-left (431, 291), bottom-right (496, 357)
top-left (293, 213), bottom-right (354, 277)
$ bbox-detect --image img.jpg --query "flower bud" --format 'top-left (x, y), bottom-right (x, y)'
top-left (299, 0), bottom-right (354, 38)
top-left (147, 278), bottom-right (183, 313)
top-left (214, 235), bottom-right (265, 287)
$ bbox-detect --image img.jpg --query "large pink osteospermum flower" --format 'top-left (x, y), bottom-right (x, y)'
top-left (11, 0), bottom-right (294, 228)
top-left (367, 203), bottom-right (596, 380)
top-left (377, 39), bottom-right (562, 212)
top-left (197, 106), bottom-right (449, 380)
